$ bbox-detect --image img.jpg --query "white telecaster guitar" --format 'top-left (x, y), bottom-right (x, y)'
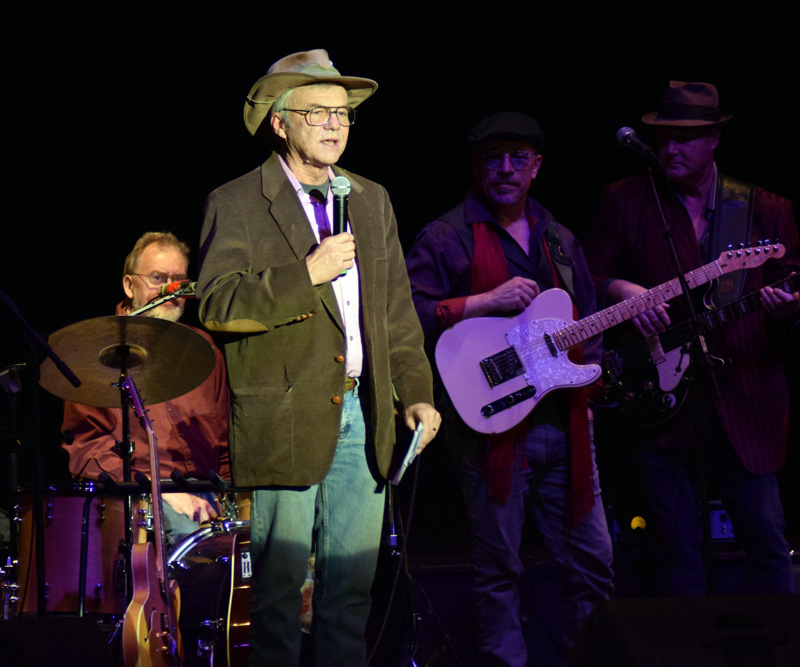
top-left (435, 244), bottom-right (784, 434)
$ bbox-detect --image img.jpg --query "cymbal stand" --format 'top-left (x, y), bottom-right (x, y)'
top-left (1, 287), bottom-right (81, 617)
top-left (0, 364), bottom-right (25, 618)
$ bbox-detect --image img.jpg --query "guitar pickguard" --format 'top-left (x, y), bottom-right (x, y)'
top-left (436, 289), bottom-right (601, 434)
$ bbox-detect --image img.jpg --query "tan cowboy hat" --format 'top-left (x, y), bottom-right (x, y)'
top-left (243, 49), bottom-right (378, 136)
top-left (642, 81), bottom-right (732, 127)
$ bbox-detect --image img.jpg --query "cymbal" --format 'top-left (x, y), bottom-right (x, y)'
top-left (39, 316), bottom-right (215, 408)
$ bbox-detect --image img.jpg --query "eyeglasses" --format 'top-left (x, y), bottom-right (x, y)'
top-left (131, 272), bottom-right (188, 288)
top-left (283, 106), bottom-right (357, 127)
top-left (479, 151), bottom-right (536, 171)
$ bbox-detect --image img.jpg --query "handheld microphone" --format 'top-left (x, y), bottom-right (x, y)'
top-left (616, 126), bottom-right (655, 158)
top-left (332, 176), bottom-right (351, 236)
top-left (157, 280), bottom-right (197, 298)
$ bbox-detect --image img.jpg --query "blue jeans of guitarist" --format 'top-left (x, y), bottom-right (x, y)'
top-left (247, 386), bottom-right (386, 666)
top-left (459, 416), bottom-right (614, 666)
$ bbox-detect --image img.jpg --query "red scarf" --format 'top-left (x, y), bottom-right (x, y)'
top-left (471, 220), bottom-right (595, 524)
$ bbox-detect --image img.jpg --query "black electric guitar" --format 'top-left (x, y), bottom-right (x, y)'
top-left (121, 375), bottom-right (183, 667)
top-left (601, 268), bottom-right (799, 427)
top-left (436, 244), bottom-right (783, 434)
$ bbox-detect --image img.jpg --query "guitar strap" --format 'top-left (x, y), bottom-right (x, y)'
top-left (541, 228), bottom-right (594, 524)
top-left (708, 174), bottom-right (754, 306)
top-left (543, 220), bottom-right (576, 300)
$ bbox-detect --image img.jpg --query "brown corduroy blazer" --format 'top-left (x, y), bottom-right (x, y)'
top-left (198, 154), bottom-right (433, 487)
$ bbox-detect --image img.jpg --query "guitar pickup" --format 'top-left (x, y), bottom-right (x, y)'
top-left (480, 348), bottom-right (525, 388)
top-left (481, 385), bottom-right (536, 418)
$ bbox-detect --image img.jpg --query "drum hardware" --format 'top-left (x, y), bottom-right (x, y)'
top-left (135, 494), bottom-right (152, 533)
top-left (1, 556), bottom-right (20, 620)
top-left (2, 289), bottom-right (87, 617)
top-left (7, 308), bottom-right (238, 663)
top-left (16, 312), bottom-right (219, 667)
top-left (167, 520), bottom-right (250, 667)
top-left (34, 315), bottom-right (215, 622)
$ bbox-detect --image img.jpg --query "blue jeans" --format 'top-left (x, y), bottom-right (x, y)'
top-left (636, 424), bottom-right (794, 596)
top-left (460, 420), bottom-right (614, 666)
top-left (248, 388), bottom-right (386, 666)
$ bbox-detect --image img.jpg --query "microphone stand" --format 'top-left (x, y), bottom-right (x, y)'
top-left (636, 154), bottom-right (722, 596)
top-left (127, 282), bottom-right (196, 317)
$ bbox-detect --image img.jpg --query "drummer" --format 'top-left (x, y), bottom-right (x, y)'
top-left (61, 231), bottom-right (230, 546)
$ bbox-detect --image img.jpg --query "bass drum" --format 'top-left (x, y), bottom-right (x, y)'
top-left (167, 520), bottom-right (251, 667)
top-left (17, 490), bottom-right (127, 617)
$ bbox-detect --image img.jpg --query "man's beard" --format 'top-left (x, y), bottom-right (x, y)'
top-left (132, 296), bottom-right (184, 323)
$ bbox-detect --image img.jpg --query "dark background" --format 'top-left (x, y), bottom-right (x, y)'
top-left (2, 8), bottom-right (799, 544)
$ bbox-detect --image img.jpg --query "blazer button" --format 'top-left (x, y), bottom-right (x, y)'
top-left (331, 395), bottom-right (343, 404)
top-left (335, 355), bottom-right (345, 363)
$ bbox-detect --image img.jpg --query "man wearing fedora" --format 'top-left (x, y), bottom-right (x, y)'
top-left (197, 50), bottom-right (439, 664)
top-left (406, 112), bottom-right (614, 665)
top-left (586, 81), bottom-right (800, 595)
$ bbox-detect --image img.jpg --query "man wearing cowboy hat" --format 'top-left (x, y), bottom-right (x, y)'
top-left (197, 50), bottom-right (440, 664)
top-left (406, 112), bottom-right (614, 665)
top-left (586, 81), bottom-right (800, 595)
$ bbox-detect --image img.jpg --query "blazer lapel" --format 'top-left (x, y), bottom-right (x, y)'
top-left (337, 167), bottom-right (375, 299)
top-left (261, 156), bottom-right (345, 332)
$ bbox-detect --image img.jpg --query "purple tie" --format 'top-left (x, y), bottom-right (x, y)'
top-left (310, 192), bottom-right (331, 239)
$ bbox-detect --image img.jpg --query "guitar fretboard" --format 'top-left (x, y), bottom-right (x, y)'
top-left (549, 245), bottom-right (783, 351)
top-left (701, 273), bottom-right (800, 332)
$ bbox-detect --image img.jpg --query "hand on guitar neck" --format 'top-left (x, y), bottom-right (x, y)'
top-left (608, 273), bottom-right (799, 335)
top-left (607, 279), bottom-right (671, 336)
top-left (760, 281), bottom-right (800, 321)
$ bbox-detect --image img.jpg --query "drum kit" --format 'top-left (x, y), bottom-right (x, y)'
top-left (1, 298), bottom-right (420, 666)
top-left (1, 313), bottom-right (253, 666)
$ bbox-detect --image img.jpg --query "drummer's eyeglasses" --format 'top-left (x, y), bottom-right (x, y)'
top-left (131, 272), bottom-right (188, 288)
top-left (283, 106), bottom-right (357, 127)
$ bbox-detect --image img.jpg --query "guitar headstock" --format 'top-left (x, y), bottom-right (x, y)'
top-left (717, 242), bottom-right (785, 270)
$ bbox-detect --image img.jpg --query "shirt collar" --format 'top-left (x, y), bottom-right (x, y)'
top-left (675, 162), bottom-right (718, 221)
top-left (277, 153), bottom-right (336, 199)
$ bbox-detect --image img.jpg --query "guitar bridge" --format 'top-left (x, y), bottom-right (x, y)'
top-left (480, 348), bottom-right (525, 388)
top-left (481, 385), bottom-right (537, 419)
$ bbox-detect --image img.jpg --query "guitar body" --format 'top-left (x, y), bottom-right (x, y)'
top-left (601, 342), bottom-right (693, 427)
top-left (120, 376), bottom-right (183, 667)
top-left (123, 542), bottom-right (183, 667)
top-left (601, 267), bottom-right (797, 427)
top-left (227, 529), bottom-right (252, 667)
top-left (436, 289), bottom-right (601, 434)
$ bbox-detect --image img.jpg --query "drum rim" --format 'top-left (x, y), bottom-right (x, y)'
top-left (167, 519), bottom-right (249, 565)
